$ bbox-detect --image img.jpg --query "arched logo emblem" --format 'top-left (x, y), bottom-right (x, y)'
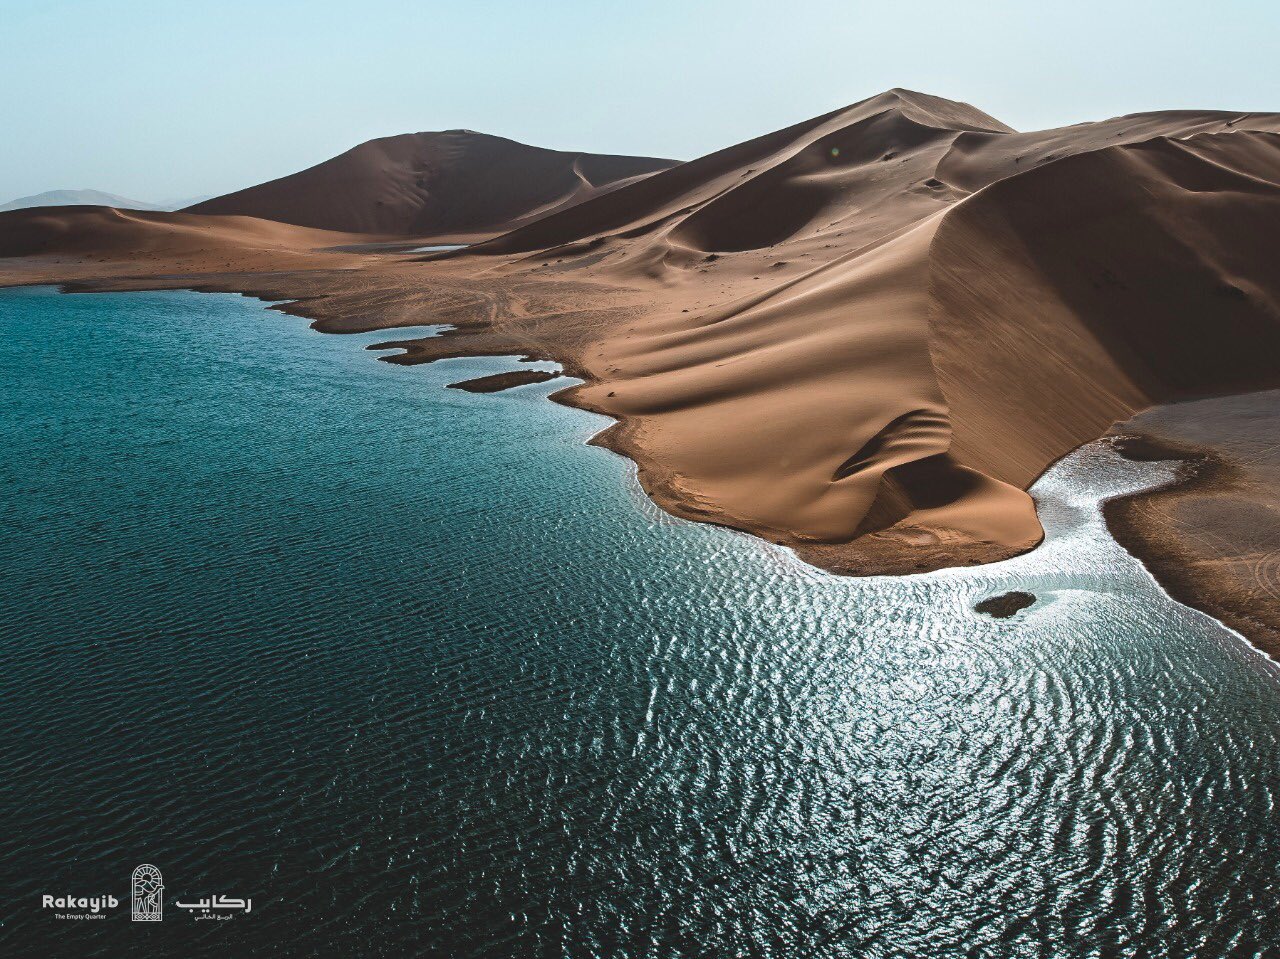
top-left (131, 864), bottom-right (163, 921)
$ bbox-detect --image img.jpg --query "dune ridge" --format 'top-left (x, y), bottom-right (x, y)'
top-left (3, 90), bottom-right (1279, 606)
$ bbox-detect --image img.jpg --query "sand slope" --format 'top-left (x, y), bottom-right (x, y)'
top-left (478, 89), bottom-right (1012, 260)
top-left (930, 131), bottom-right (1280, 490)
top-left (186, 131), bottom-right (676, 236)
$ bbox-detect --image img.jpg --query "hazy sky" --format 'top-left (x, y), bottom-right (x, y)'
top-left (3, 0), bottom-right (1278, 203)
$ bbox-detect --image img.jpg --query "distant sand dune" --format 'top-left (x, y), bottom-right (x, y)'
top-left (185, 131), bottom-right (675, 237)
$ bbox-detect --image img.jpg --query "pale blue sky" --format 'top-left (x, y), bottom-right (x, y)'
top-left (2, 0), bottom-right (1277, 203)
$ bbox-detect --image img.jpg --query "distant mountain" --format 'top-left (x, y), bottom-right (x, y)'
top-left (157, 194), bottom-right (214, 210)
top-left (0, 189), bottom-right (163, 213)
top-left (185, 131), bottom-right (677, 236)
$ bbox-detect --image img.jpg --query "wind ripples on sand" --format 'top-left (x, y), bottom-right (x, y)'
top-left (0, 287), bottom-right (1278, 957)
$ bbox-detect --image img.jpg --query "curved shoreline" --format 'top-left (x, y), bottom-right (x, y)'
top-left (3, 256), bottom-right (1046, 577)
top-left (4, 276), bottom-right (1275, 656)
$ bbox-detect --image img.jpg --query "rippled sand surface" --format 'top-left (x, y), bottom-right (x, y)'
top-left (1, 287), bottom-right (1277, 957)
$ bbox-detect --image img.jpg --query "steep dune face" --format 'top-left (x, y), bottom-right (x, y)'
top-left (666, 109), bottom-right (963, 254)
top-left (186, 131), bottom-right (675, 236)
top-left (571, 214), bottom-right (1039, 573)
top-left (929, 131), bottom-right (1280, 490)
top-left (455, 90), bottom-right (1048, 571)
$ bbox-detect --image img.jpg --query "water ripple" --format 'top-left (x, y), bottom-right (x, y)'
top-left (0, 287), bottom-right (1277, 957)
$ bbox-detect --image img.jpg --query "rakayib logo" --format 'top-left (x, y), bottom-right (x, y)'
top-left (40, 893), bottom-right (119, 918)
top-left (131, 864), bottom-right (164, 922)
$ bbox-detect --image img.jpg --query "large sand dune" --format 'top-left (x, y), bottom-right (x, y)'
top-left (3, 90), bottom-right (1279, 617)
top-left (186, 131), bottom-right (675, 237)
top-left (432, 90), bottom-right (1280, 572)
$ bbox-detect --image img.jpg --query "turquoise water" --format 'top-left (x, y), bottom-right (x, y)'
top-left (0, 285), bottom-right (1277, 957)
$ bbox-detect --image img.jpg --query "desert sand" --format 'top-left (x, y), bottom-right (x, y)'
top-left (1106, 394), bottom-right (1280, 658)
top-left (2, 90), bottom-right (1279, 635)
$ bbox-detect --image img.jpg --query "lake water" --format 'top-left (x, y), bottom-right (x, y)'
top-left (1, 286), bottom-right (1277, 957)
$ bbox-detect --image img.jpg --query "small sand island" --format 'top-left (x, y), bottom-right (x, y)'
top-left (975, 591), bottom-right (1038, 619)
top-left (447, 369), bottom-right (562, 393)
top-left (3, 90), bottom-right (1279, 652)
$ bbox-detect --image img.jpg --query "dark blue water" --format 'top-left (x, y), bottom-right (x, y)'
top-left (1, 286), bottom-right (1278, 958)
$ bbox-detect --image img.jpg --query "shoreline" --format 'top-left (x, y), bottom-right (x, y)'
top-left (4, 255), bottom-right (1045, 578)
top-left (7, 281), bottom-right (1280, 957)
top-left (1103, 406), bottom-right (1280, 660)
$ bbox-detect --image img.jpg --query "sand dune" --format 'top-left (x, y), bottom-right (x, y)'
top-left (3, 89), bottom-right (1280, 608)
top-left (186, 131), bottom-right (675, 237)
top-left (430, 91), bottom-right (1280, 572)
